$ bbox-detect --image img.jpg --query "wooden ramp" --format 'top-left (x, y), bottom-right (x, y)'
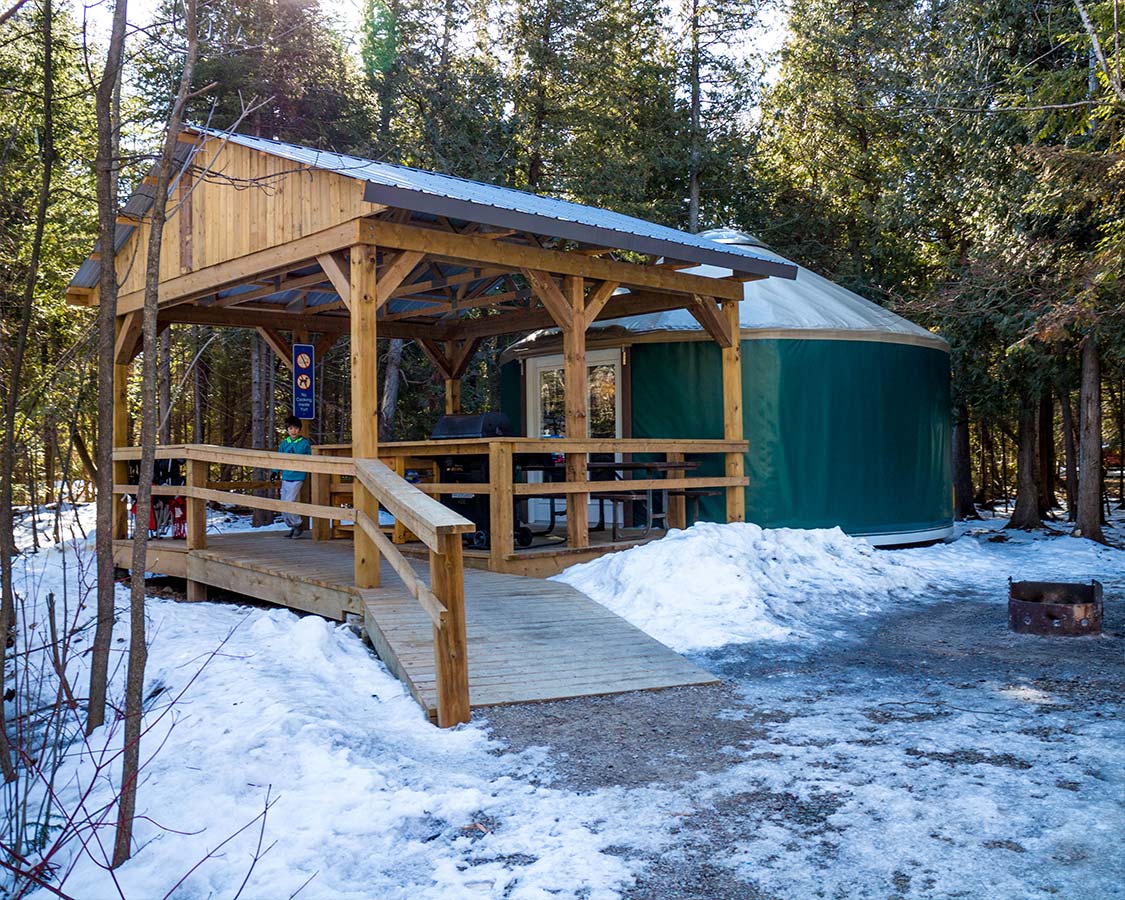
top-left (360, 567), bottom-right (718, 716)
top-left (121, 532), bottom-right (718, 720)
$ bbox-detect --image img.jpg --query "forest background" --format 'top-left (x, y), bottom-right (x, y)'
top-left (3, 0), bottom-right (1125, 546)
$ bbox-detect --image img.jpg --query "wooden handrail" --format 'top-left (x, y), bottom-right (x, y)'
top-left (353, 458), bottom-right (471, 726)
top-left (353, 458), bottom-right (474, 552)
top-left (376, 437), bottom-right (750, 455)
top-left (511, 476), bottom-right (747, 496)
top-left (355, 510), bottom-right (447, 627)
top-left (117, 443), bottom-right (472, 726)
top-left (113, 443), bottom-right (354, 476)
top-left (113, 482), bottom-right (344, 521)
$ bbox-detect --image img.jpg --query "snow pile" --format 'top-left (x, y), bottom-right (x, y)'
top-left (555, 522), bottom-right (928, 651)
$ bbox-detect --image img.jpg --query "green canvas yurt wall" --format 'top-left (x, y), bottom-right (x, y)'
top-left (500, 230), bottom-right (954, 545)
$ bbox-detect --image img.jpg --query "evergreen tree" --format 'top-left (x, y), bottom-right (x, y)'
top-left (137, 0), bottom-right (374, 150)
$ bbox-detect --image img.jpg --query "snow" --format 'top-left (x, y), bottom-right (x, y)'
top-left (9, 511), bottom-right (675, 899)
top-left (554, 517), bottom-right (1125, 652)
top-left (4, 505), bottom-right (1123, 898)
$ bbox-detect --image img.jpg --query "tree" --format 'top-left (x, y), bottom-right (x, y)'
top-left (114, 0), bottom-right (200, 866)
top-left (89, 0), bottom-right (130, 735)
top-left (0, 0), bottom-right (56, 785)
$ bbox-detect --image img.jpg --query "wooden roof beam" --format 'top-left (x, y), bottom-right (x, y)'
top-left (687, 294), bottom-right (735, 348)
top-left (256, 326), bottom-right (294, 370)
top-left (428, 287), bottom-right (698, 342)
top-left (522, 268), bottom-right (575, 332)
top-left (116, 219), bottom-right (365, 314)
top-left (376, 250), bottom-right (425, 308)
top-left (211, 270), bottom-right (330, 308)
top-left (360, 219), bottom-right (747, 302)
top-left (160, 304), bottom-right (433, 340)
top-left (115, 310), bottom-right (143, 364)
top-left (317, 251), bottom-right (351, 308)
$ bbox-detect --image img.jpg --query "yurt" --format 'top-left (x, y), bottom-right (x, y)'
top-left (500, 229), bottom-right (953, 546)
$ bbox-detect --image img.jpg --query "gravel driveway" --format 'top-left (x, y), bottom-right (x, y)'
top-left (480, 593), bottom-right (1124, 899)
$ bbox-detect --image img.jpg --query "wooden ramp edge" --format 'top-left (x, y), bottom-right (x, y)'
top-left (361, 567), bottom-right (719, 721)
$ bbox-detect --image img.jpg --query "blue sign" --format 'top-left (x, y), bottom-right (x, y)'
top-left (292, 342), bottom-right (315, 420)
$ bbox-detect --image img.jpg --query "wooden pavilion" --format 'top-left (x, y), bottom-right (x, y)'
top-left (68, 127), bottom-right (796, 725)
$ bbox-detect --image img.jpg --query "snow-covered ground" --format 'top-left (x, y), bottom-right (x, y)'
top-left (4, 503), bottom-right (1123, 898)
top-left (555, 517), bottom-right (1124, 652)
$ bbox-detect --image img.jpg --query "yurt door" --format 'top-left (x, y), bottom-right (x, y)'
top-left (526, 349), bottom-right (623, 525)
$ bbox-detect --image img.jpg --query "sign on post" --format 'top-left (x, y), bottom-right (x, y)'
top-left (292, 343), bottom-right (315, 420)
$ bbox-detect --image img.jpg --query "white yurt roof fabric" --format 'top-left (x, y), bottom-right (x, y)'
top-left (599, 230), bottom-right (938, 340)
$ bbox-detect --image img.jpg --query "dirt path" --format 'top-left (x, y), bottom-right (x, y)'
top-left (480, 595), bottom-right (1125, 899)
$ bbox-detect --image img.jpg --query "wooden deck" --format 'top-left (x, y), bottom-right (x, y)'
top-left (116, 531), bottom-right (718, 720)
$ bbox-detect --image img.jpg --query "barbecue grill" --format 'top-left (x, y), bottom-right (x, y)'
top-left (428, 413), bottom-right (548, 549)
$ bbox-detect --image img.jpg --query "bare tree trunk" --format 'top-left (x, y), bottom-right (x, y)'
top-left (1008, 392), bottom-right (1042, 530)
top-left (192, 326), bottom-right (205, 441)
top-left (687, 0), bottom-right (701, 233)
top-left (975, 422), bottom-right (990, 505)
top-left (73, 424), bottom-right (98, 486)
top-left (158, 327), bottom-right (172, 444)
top-left (113, 0), bottom-right (198, 865)
top-left (1116, 374), bottom-right (1124, 507)
top-left (250, 336), bottom-right (270, 526)
top-left (88, 0), bottom-right (128, 736)
top-left (1037, 391), bottom-right (1057, 515)
top-left (0, 0), bottom-right (55, 782)
top-left (379, 338), bottom-right (404, 441)
top-left (1074, 334), bottom-right (1105, 541)
top-left (952, 398), bottom-right (977, 520)
top-left (1059, 388), bottom-right (1079, 521)
top-left (1000, 429), bottom-right (1009, 505)
top-left (266, 345), bottom-right (275, 448)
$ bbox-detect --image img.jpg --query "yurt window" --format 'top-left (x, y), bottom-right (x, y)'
top-left (526, 350), bottom-right (623, 439)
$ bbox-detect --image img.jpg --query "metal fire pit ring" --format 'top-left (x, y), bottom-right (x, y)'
top-left (1008, 579), bottom-right (1103, 636)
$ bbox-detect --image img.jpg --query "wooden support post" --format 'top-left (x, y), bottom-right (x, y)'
top-left (721, 300), bottom-right (746, 523)
top-left (186, 458), bottom-right (208, 601)
top-left (444, 342), bottom-right (461, 414)
top-left (444, 380), bottom-right (461, 415)
top-left (562, 276), bottom-right (589, 549)
top-left (112, 341), bottom-right (130, 541)
top-left (667, 451), bottom-right (687, 530)
top-left (351, 243), bottom-right (381, 587)
top-left (430, 532), bottom-right (469, 726)
top-left (488, 441), bottom-right (514, 569)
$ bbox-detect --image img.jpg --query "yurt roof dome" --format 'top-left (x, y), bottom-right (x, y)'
top-left (504, 229), bottom-right (947, 357)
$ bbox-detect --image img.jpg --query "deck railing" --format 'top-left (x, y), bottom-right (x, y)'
top-left (112, 443), bottom-right (474, 726)
top-left (310, 437), bottom-right (748, 566)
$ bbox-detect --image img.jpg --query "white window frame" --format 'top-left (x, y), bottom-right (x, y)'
top-left (525, 348), bottom-right (623, 439)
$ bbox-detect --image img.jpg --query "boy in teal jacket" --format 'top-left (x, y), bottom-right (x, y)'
top-left (279, 415), bottom-right (312, 538)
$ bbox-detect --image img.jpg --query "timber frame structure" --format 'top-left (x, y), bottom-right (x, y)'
top-left (69, 127), bottom-right (796, 725)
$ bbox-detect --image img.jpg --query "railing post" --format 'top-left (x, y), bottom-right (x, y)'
top-left (185, 456), bottom-right (208, 601)
top-left (430, 532), bottom-right (469, 726)
top-left (391, 457), bottom-right (412, 544)
top-left (310, 469), bottom-right (331, 541)
top-left (488, 440), bottom-right (514, 570)
top-left (667, 451), bottom-right (687, 530)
